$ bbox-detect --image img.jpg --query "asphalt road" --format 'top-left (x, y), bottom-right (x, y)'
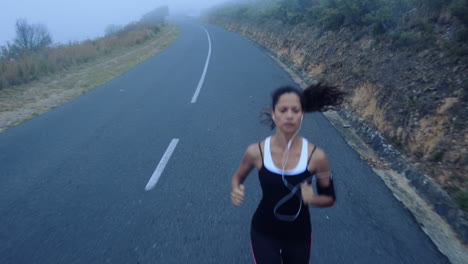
top-left (0, 18), bottom-right (450, 264)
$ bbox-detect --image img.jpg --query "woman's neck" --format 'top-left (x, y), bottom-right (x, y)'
top-left (272, 132), bottom-right (300, 151)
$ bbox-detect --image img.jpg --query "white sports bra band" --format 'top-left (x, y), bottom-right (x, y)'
top-left (264, 136), bottom-right (308, 175)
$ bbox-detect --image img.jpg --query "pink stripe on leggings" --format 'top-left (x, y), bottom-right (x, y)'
top-left (309, 233), bottom-right (313, 263)
top-left (250, 240), bottom-right (259, 264)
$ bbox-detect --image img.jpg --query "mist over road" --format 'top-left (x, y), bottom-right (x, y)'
top-left (0, 18), bottom-right (449, 263)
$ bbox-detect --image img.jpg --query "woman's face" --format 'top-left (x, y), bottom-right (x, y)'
top-left (273, 93), bottom-right (303, 134)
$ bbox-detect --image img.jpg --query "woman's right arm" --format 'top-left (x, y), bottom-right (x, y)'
top-left (231, 144), bottom-right (259, 206)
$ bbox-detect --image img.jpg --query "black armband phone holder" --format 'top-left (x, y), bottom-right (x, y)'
top-left (316, 173), bottom-right (336, 201)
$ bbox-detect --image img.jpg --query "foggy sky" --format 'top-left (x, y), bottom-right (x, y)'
top-left (0, 0), bottom-right (230, 46)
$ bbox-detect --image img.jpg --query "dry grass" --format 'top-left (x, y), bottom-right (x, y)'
top-left (351, 81), bottom-right (390, 133)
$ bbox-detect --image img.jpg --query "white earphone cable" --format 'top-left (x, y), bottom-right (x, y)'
top-left (274, 116), bottom-right (310, 222)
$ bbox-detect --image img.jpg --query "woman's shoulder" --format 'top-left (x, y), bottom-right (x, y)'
top-left (246, 141), bottom-right (263, 153)
top-left (306, 140), bottom-right (327, 160)
top-left (305, 140), bottom-right (329, 173)
top-left (245, 140), bottom-right (265, 159)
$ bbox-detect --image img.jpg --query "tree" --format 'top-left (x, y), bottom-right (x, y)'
top-left (14, 19), bottom-right (52, 52)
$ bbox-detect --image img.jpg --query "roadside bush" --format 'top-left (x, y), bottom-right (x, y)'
top-left (455, 191), bottom-right (468, 211)
top-left (317, 7), bottom-right (346, 30)
top-left (449, 0), bottom-right (468, 25)
top-left (204, 0), bottom-right (467, 56)
top-left (392, 31), bottom-right (420, 47)
top-left (0, 76), bottom-right (7, 90)
top-left (206, 0), bottom-right (466, 36)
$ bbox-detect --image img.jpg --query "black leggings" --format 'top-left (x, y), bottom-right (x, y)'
top-left (250, 229), bottom-right (312, 264)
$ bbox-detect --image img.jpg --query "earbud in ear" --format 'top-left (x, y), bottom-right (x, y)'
top-left (272, 115), bottom-right (276, 122)
top-left (301, 115), bottom-right (303, 122)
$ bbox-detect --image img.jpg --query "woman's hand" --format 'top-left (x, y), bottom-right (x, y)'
top-left (231, 184), bottom-right (245, 206)
top-left (301, 182), bottom-right (315, 205)
top-left (301, 180), bottom-right (335, 207)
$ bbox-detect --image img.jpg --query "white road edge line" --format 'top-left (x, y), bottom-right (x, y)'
top-left (191, 26), bottom-right (212, 104)
top-left (145, 139), bottom-right (179, 191)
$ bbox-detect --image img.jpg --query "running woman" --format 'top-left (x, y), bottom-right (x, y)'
top-left (231, 83), bottom-right (343, 264)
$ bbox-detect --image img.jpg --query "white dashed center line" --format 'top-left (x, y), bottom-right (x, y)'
top-left (145, 139), bottom-right (179, 191)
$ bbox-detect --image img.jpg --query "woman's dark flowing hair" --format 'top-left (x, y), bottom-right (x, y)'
top-left (261, 83), bottom-right (345, 130)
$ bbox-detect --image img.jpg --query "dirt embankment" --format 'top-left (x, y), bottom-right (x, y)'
top-left (213, 19), bottom-right (467, 244)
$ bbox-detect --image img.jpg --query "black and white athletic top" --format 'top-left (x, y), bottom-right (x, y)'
top-left (251, 136), bottom-right (315, 241)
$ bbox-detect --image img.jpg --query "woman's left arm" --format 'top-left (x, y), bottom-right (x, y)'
top-left (301, 149), bottom-right (336, 207)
